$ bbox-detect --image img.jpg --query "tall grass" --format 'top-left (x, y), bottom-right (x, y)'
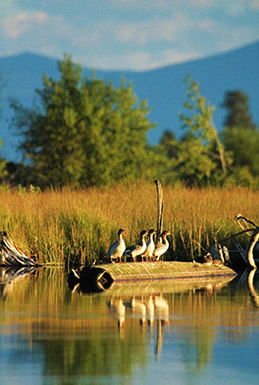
top-left (0, 182), bottom-right (258, 265)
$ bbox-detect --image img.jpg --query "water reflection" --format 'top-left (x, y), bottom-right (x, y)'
top-left (0, 267), bottom-right (258, 385)
top-left (0, 266), bottom-right (38, 299)
top-left (107, 296), bottom-right (126, 329)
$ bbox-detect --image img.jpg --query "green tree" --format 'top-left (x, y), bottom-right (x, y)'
top-left (159, 130), bottom-right (179, 159)
top-left (177, 75), bottom-right (227, 186)
top-left (223, 126), bottom-right (259, 187)
top-left (222, 90), bottom-right (256, 130)
top-left (148, 130), bottom-right (180, 185)
top-left (222, 90), bottom-right (258, 187)
top-left (0, 140), bottom-right (7, 179)
top-left (10, 55), bottom-right (155, 187)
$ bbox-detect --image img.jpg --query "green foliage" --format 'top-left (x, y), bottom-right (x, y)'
top-left (0, 141), bottom-right (7, 179)
top-left (222, 89), bottom-right (258, 188)
top-left (177, 75), bottom-right (227, 186)
top-left (222, 90), bottom-right (256, 130)
top-left (223, 126), bottom-right (259, 187)
top-left (7, 62), bottom-right (258, 189)
top-left (159, 130), bottom-right (179, 159)
top-left (180, 75), bottom-right (215, 143)
top-left (10, 54), bottom-right (155, 188)
top-left (176, 137), bottom-right (217, 186)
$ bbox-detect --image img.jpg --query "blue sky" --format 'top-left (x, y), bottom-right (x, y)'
top-left (0, 0), bottom-right (258, 70)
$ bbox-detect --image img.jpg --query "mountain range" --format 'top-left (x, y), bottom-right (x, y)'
top-left (0, 40), bottom-right (258, 162)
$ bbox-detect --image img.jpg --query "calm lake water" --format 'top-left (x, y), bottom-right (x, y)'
top-left (0, 266), bottom-right (258, 385)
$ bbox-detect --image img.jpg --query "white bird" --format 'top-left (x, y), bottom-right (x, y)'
top-left (141, 229), bottom-right (156, 262)
top-left (124, 230), bottom-right (148, 262)
top-left (106, 228), bottom-right (126, 263)
top-left (153, 230), bottom-right (171, 261)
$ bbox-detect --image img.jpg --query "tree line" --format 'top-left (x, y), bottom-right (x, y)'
top-left (0, 54), bottom-right (258, 189)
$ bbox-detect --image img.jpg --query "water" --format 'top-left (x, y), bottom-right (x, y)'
top-left (0, 266), bottom-right (258, 385)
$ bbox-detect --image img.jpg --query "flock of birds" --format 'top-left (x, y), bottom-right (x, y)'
top-left (106, 228), bottom-right (171, 263)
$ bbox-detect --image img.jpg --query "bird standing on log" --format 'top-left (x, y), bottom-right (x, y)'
top-left (141, 229), bottom-right (156, 262)
top-left (124, 230), bottom-right (148, 262)
top-left (106, 228), bottom-right (126, 263)
top-left (153, 230), bottom-right (171, 261)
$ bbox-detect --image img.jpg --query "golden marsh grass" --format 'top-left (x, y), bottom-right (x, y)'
top-left (0, 182), bottom-right (258, 264)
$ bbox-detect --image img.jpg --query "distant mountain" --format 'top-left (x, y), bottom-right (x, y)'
top-left (0, 41), bottom-right (258, 162)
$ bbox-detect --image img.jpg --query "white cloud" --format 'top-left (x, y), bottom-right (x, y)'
top-left (111, 0), bottom-right (176, 11)
top-left (96, 12), bottom-right (193, 47)
top-left (3, 11), bottom-right (48, 38)
top-left (82, 47), bottom-right (201, 71)
top-left (117, 19), bottom-right (178, 44)
top-left (197, 17), bottom-right (259, 43)
top-left (251, 0), bottom-right (259, 9)
top-left (0, 0), bottom-right (258, 70)
top-left (161, 49), bottom-right (201, 66)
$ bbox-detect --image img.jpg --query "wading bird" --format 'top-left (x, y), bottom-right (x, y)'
top-left (124, 230), bottom-right (148, 262)
top-left (106, 228), bottom-right (126, 263)
top-left (153, 230), bottom-right (171, 261)
top-left (141, 229), bottom-right (156, 262)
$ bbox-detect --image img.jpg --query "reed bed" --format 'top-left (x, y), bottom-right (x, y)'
top-left (0, 182), bottom-right (258, 265)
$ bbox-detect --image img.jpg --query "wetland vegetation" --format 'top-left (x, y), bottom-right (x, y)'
top-left (0, 182), bottom-right (258, 265)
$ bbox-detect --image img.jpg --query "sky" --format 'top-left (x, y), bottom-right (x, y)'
top-left (0, 0), bottom-right (259, 70)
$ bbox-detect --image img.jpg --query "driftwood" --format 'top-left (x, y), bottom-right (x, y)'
top-left (0, 231), bottom-right (37, 267)
top-left (215, 214), bottom-right (259, 269)
top-left (235, 214), bottom-right (258, 269)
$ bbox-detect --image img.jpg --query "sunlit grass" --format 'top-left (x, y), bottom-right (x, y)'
top-left (0, 182), bottom-right (258, 264)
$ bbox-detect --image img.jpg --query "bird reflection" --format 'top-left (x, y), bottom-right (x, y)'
top-left (154, 294), bottom-right (169, 323)
top-left (145, 295), bottom-right (155, 327)
top-left (153, 294), bottom-right (169, 359)
top-left (130, 296), bottom-right (147, 326)
top-left (107, 296), bottom-right (126, 329)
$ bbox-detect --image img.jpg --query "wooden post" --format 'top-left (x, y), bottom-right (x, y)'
top-left (154, 180), bottom-right (163, 243)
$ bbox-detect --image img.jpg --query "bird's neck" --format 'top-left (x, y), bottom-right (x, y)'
top-left (141, 237), bottom-right (146, 247)
top-left (119, 234), bottom-right (125, 244)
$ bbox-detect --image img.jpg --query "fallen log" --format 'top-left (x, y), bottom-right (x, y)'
top-left (69, 261), bottom-right (237, 292)
top-left (0, 231), bottom-right (38, 267)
